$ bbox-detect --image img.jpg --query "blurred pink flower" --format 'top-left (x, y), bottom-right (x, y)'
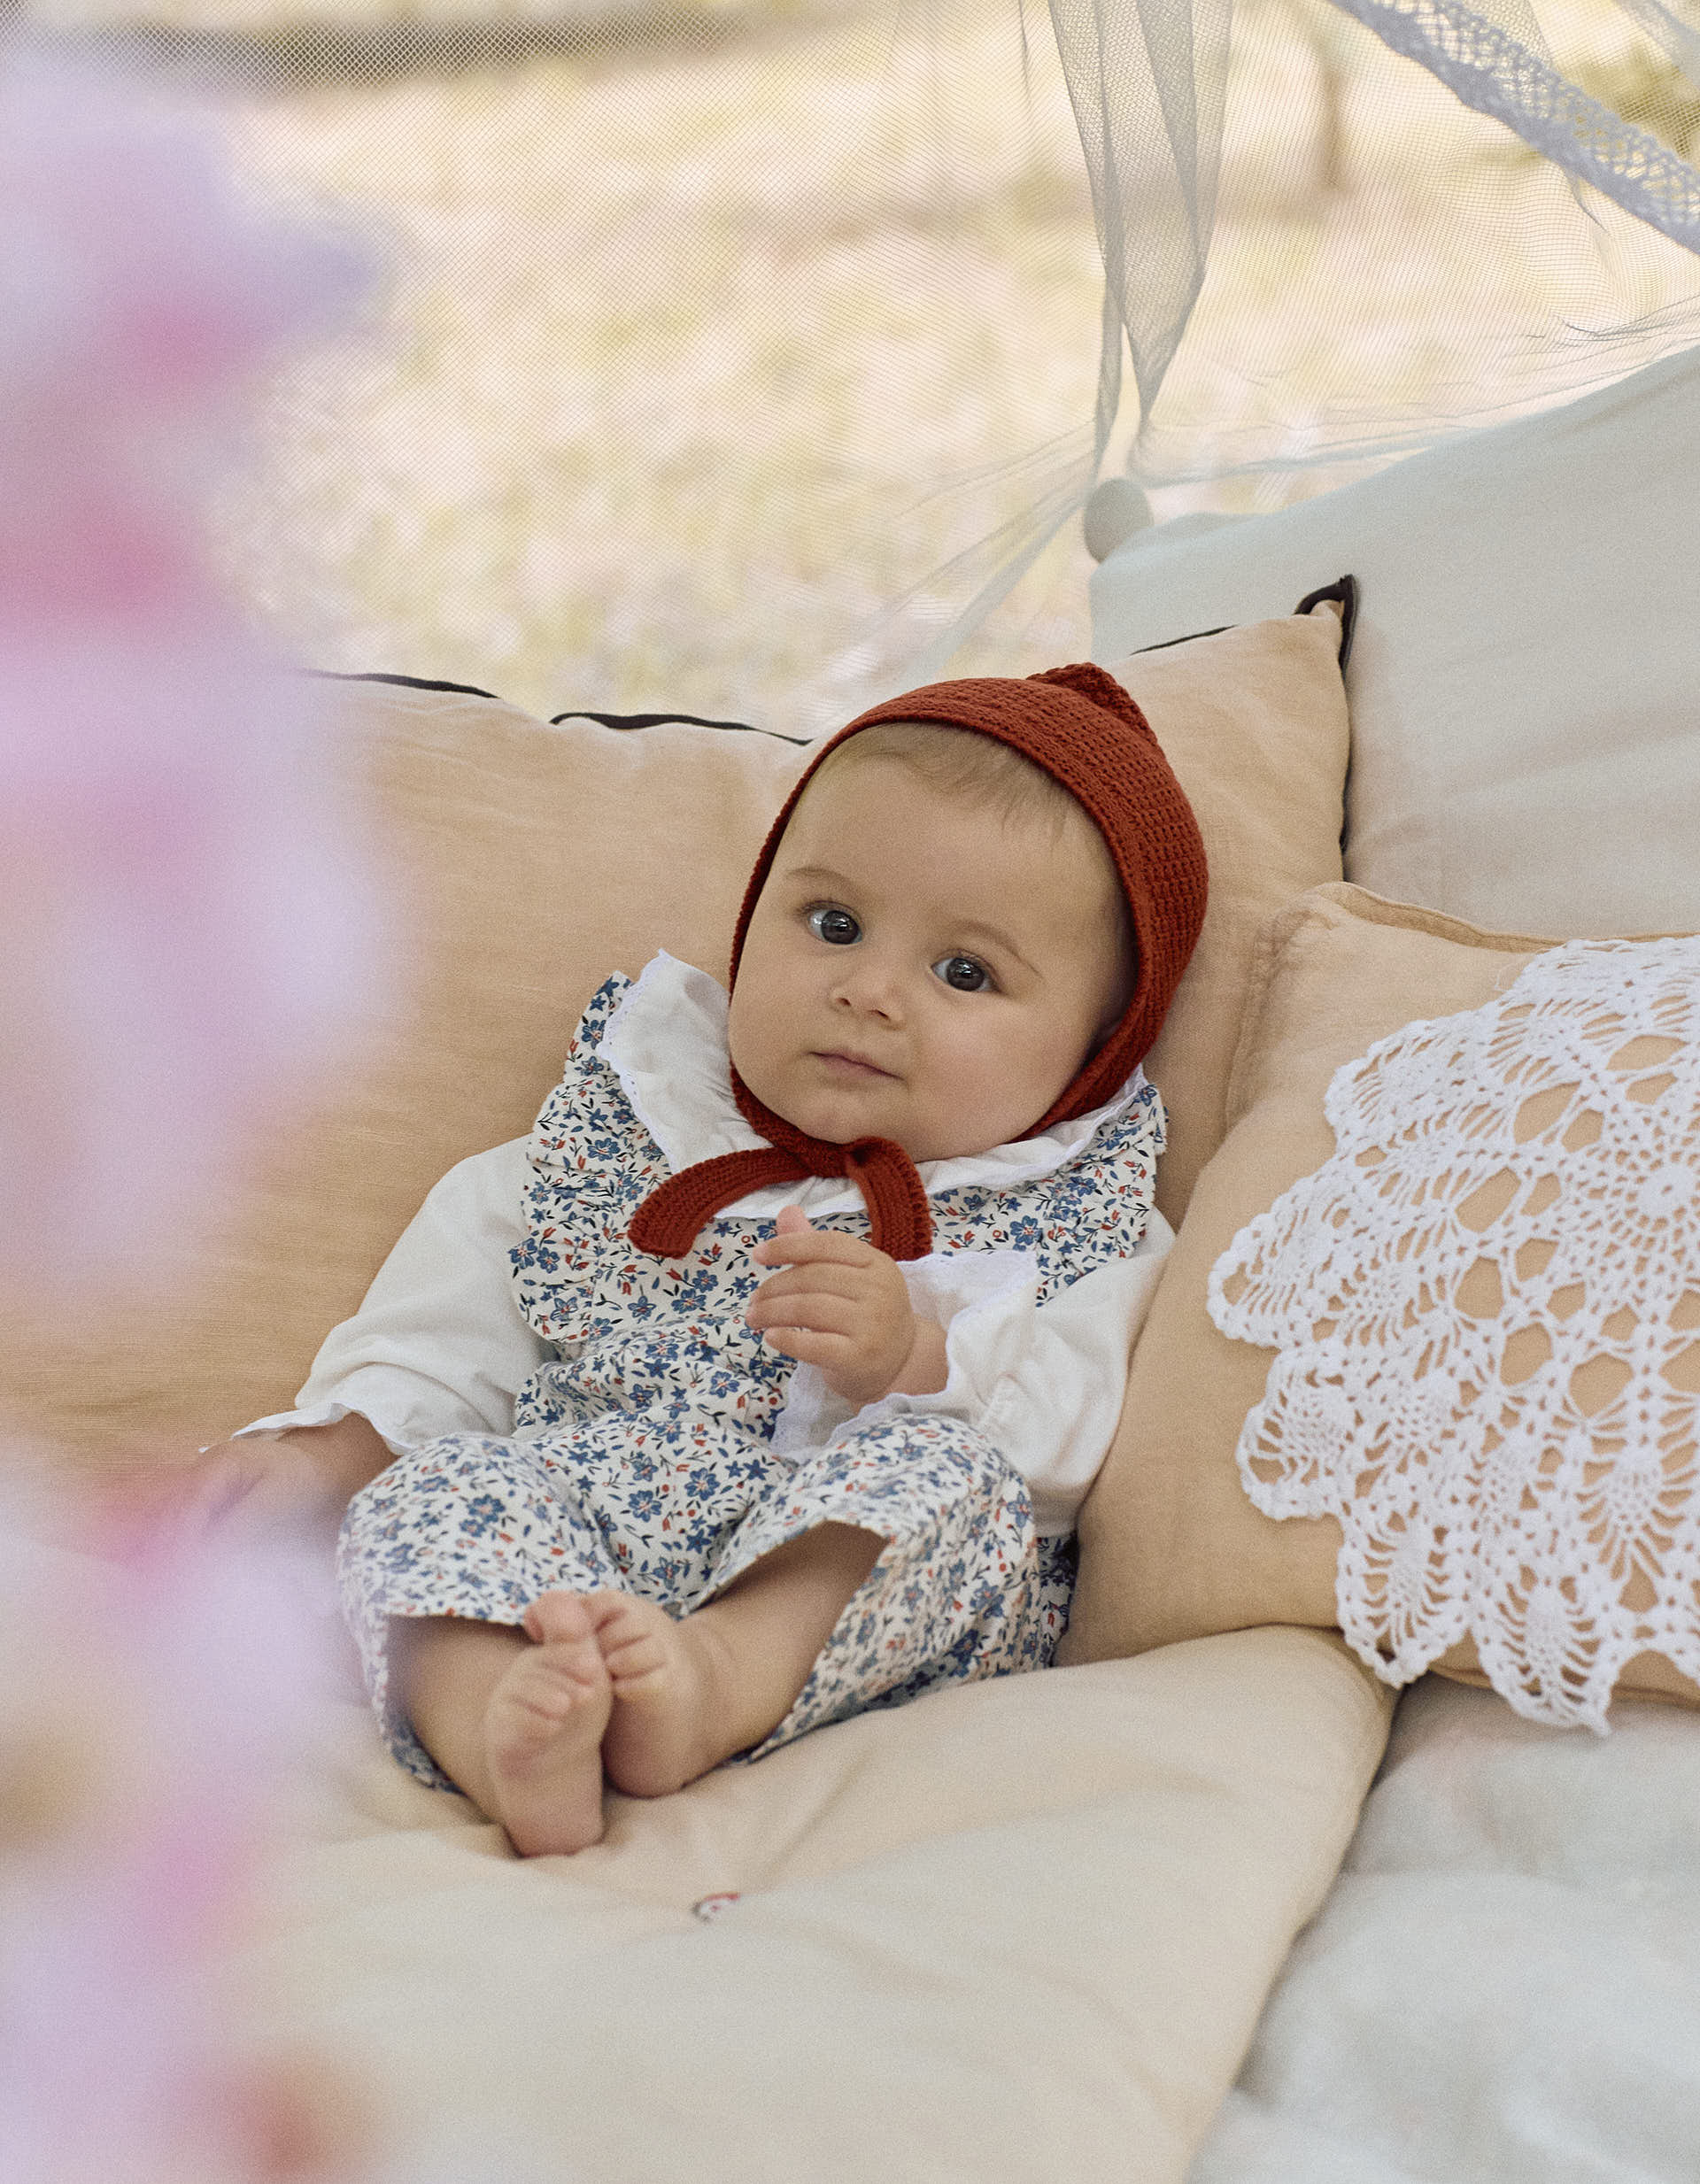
top-left (0, 43), bottom-right (386, 1278)
top-left (0, 1508), bottom-right (342, 2183)
top-left (0, 46), bottom-right (396, 2180)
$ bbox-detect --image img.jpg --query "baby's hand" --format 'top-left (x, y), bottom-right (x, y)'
top-left (166, 1414), bottom-right (392, 1541)
top-left (747, 1206), bottom-right (947, 1408)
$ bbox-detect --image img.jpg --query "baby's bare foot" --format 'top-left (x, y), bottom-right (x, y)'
top-left (585, 1592), bottom-right (731, 1799)
top-left (483, 1592), bottom-right (612, 1856)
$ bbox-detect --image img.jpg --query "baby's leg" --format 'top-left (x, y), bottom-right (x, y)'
top-left (591, 1522), bottom-right (883, 1798)
top-left (722, 1414), bottom-right (1057, 1760)
top-left (391, 1596), bottom-right (612, 1856)
top-left (338, 1432), bottom-right (633, 1848)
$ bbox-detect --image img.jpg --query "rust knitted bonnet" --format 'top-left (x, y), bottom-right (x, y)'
top-left (628, 661), bottom-right (1208, 1261)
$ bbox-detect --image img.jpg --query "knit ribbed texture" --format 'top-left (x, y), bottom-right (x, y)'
top-left (626, 1147), bottom-right (815, 1258)
top-left (630, 661), bottom-right (1208, 1259)
top-left (627, 1134), bottom-right (931, 1261)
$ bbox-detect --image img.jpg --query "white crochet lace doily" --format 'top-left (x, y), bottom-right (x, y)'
top-left (1208, 937), bottom-right (1700, 1730)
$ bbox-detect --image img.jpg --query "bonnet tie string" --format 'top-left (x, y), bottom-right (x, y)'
top-left (625, 1134), bottom-right (932, 1261)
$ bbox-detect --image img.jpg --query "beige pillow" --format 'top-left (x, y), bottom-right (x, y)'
top-left (1108, 604), bottom-right (1351, 1225)
top-left (1, 620), bottom-right (1349, 1468)
top-left (0, 683), bottom-right (810, 1462)
top-left (1062, 882), bottom-right (1700, 1712)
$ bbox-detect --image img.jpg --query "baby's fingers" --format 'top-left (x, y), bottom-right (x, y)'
top-left (746, 1288), bottom-right (869, 1340)
top-left (747, 1259), bottom-right (876, 1312)
top-left (753, 1226), bottom-right (878, 1270)
top-left (756, 1325), bottom-right (856, 1371)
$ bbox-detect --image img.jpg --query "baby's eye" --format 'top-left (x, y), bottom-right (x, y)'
top-left (808, 906), bottom-right (862, 946)
top-left (932, 953), bottom-right (993, 992)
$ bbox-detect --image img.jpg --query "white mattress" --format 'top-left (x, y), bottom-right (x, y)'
top-left (1191, 1675), bottom-right (1700, 2181)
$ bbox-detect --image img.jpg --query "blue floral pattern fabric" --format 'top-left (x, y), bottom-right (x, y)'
top-left (338, 972), bottom-right (1162, 1787)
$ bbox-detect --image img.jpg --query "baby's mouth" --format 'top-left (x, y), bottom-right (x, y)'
top-left (813, 1049), bottom-right (897, 1079)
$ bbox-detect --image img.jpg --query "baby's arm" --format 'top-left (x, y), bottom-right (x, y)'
top-left (746, 1207), bottom-right (947, 1408)
top-left (183, 1138), bottom-right (549, 1535)
top-left (949, 1221), bottom-right (1175, 1534)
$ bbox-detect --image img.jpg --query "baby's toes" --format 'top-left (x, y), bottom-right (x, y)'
top-left (583, 1593), bottom-right (671, 1685)
top-left (522, 1590), bottom-right (595, 1648)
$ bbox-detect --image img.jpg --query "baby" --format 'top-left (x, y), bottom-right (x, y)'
top-left (229, 664), bottom-right (1207, 1855)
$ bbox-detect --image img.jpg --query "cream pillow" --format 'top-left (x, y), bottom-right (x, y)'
top-left (0, 621), bottom-right (1350, 1468)
top-left (1062, 883), bottom-right (1700, 1715)
top-left (261, 1634), bottom-right (1390, 2184)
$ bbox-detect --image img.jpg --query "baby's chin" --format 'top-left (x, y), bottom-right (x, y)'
top-left (770, 1092), bottom-right (907, 1153)
top-left (768, 1097), bottom-right (1005, 1167)
top-left (741, 1073), bottom-right (920, 1159)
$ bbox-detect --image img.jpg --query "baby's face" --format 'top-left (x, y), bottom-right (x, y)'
top-left (728, 753), bottom-right (1130, 1164)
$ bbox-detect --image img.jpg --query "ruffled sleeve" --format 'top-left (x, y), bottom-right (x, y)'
top-left (237, 1138), bottom-right (550, 1454)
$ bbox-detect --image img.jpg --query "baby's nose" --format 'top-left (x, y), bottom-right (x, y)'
top-left (832, 953), bottom-right (904, 1017)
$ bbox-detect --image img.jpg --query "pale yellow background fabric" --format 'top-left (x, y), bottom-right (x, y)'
top-left (1063, 884), bottom-right (1700, 1709)
top-left (0, 683), bottom-right (809, 1460)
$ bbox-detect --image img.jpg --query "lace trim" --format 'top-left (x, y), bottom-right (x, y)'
top-left (1330, 0), bottom-right (1700, 256)
top-left (1209, 937), bottom-right (1700, 1729)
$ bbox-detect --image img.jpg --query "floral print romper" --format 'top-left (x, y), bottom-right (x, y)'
top-left (339, 973), bottom-right (1164, 1787)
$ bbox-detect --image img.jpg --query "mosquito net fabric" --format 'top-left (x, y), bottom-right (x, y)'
top-left (11, 0), bottom-right (1700, 722)
top-left (1062, 0), bottom-right (1700, 499)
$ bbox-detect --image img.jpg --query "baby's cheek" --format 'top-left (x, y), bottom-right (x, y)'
top-left (727, 995), bottom-right (788, 1099)
top-left (723, 1003), bottom-right (753, 1083)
